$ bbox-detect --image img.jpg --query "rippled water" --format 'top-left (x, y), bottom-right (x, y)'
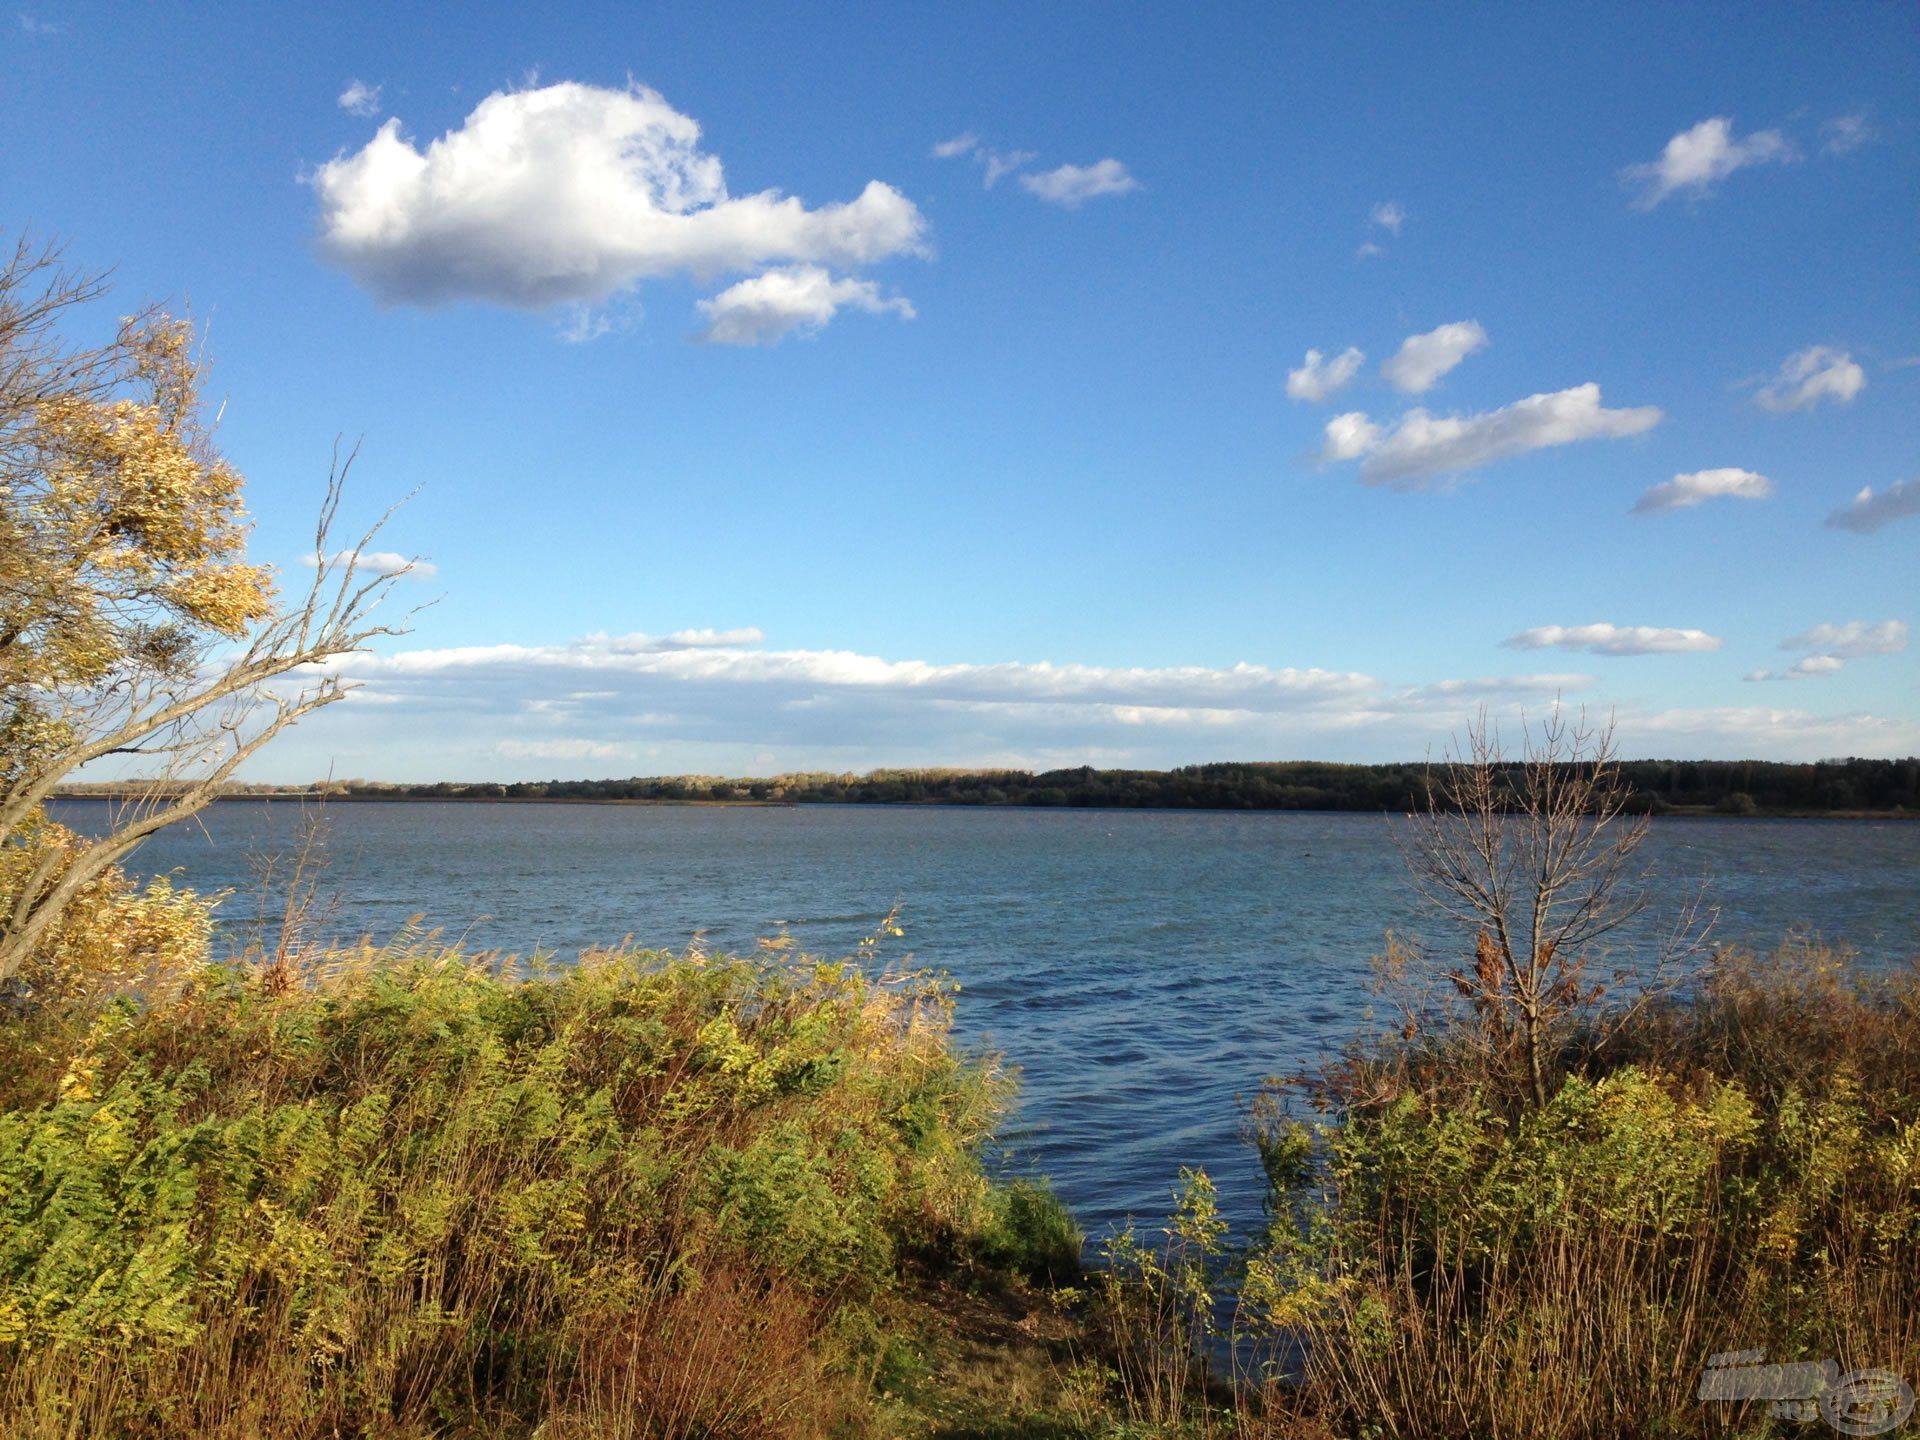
top-left (55, 799), bottom-right (1920, 1237)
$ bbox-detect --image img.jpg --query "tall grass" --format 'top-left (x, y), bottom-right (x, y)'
top-left (0, 937), bottom-right (1065, 1438)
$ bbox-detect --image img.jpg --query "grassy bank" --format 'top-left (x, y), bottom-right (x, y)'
top-left (0, 938), bottom-right (1082, 1438)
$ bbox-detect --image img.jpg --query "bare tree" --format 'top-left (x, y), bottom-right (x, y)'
top-left (0, 236), bottom-right (407, 986)
top-left (1401, 707), bottom-right (1705, 1107)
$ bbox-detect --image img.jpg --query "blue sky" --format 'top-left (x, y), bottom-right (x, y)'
top-left (6, 2), bottom-right (1917, 779)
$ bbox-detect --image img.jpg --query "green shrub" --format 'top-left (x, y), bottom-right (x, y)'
top-left (981, 1178), bottom-right (1083, 1284)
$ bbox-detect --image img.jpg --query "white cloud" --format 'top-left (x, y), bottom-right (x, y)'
top-left (1356, 240), bottom-right (1386, 260)
top-left (246, 624), bottom-right (1920, 778)
top-left (695, 265), bottom-right (913, 346)
top-left (310, 81), bottom-right (927, 319)
top-left (1020, 159), bottom-right (1139, 207)
top-left (981, 148), bottom-right (1037, 187)
top-left (1380, 320), bottom-right (1488, 395)
top-left (1746, 655), bottom-right (1847, 682)
top-left (1629, 704), bottom-right (1920, 757)
top-left (1369, 200), bottom-right (1405, 234)
top-left (1781, 620), bottom-right (1908, 658)
top-left (300, 549), bottom-right (436, 579)
top-left (660, 627), bottom-right (764, 648)
top-left (1827, 479), bottom-right (1920, 534)
top-left (337, 79), bottom-right (381, 117)
top-left (930, 132), bottom-right (1037, 187)
top-left (1321, 411), bottom-right (1380, 461)
top-left (17, 12), bottom-right (60, 34)
top-left (1753, 345), bottom-right (1866, 413)
top-left (496, 738), bottom-right (633, 761)
top-left (1503, 623), bottom-right (1722, 657)
top-left (1624, 116), bottom-right (1796, 208)
top-left (1286, 346), bottom-right (1365, 403)
top-left (1632, 467), bottom-right (1773, 515)
top-left (1821, 112), bottom-right (1874, 155)
top-left (1323, 383), bottom-right (1661, 488)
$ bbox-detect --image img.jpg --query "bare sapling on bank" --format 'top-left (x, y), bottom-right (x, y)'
top-left (0, 236), bottom-right (405, 989)
top-left (1400, 707), bottom-right (1709, 1107)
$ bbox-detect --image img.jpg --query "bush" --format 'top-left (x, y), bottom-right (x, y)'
top-left (1240, 939), bottom-right (1920, 1439)
top-left (981, 1178), bottom-right (1084, 1285)
top-left (0, 940), bottom-right (1022, 1437)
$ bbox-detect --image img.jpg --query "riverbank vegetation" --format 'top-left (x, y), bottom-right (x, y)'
top-left (0, 926), bottom-right (1086, 1437)
top-left (2, 921), bottom-right (1913, 1437)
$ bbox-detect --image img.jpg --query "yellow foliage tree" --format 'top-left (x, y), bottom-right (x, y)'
top-left (0, 236), bottom-right (404, 990)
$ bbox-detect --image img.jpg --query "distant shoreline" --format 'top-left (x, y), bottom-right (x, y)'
top-left (50, 791), bottom-right (1918, 821)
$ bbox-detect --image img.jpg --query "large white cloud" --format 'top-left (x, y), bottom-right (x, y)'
top-left (1020, 159), bottom-right (1139, 207)
top-left (1380, 321), bottom-right (1487, 394)
top-left (1623, 116), bottom-right (1795, 208)
top-left (310, 81), bottom-right (927, 318)
top-left (1286, 346), bottom-right (1365, 403)
top-left (1323, 383), bottom-right (1661, 488)
top-left (1503, 624), bottom-right (1722, 657)
top-left (1632, 467), bottom-right (1773, 515)
top-left (1753, 345), bottom-right (1866, 413)
top-left (696, 265), bottom-right (913, 345)
top-left (1827, 479), bottom-right (1920, 534)
top-left (1781, 620), bottom-right (1908, 658)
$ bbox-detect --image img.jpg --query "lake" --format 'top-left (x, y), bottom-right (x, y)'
top-left (55, 799), bottom-right (1920, 1239)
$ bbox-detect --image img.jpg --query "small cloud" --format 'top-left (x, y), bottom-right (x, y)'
top-left (495, 738), bottom-right (632, 761)
top-left (1369, 200), bottom-right (1405, 234)
top-left (1624, 116), bottom-right (1796, 208)
top-left (930, 132), bottom-right (1035, 187)
top-left (1020, 159), bottom-right (1139, 207)
top-left (17, 12), bottom-right (59, 34)
top-left (660, 627), bottom-right (765, 649)
top-left (1356, 240), bottom-right (1386, 260)
top-left (300, 549), bottom-right (435, 579)
top-left (1753, 345), bottom-right (1866, 413)
top-left (337, 79), bottom-right (382, 117)
top-left (1781, 620), bottom-right (1907, 658)
top-left (980, 148), bottom-right (1037, 188)
top-left (1746, 655), bottom-right (1846, 682)
top-left (1632, 466), bottom-right (1773, 515)
top-left (694, 264), bottom-right (913, 346)
top-left (1321, 411), bottom-right (1380, 461)
top-left (1286, 346), bottom-right (1366, 404)
top-left (1380, 320), bottom-right (1488, 395)
top-left (1821, 112), bottom-right (1874, 155)
top-left (1503, 623), bottom-right (1722, 657)
top-left (1323, 383), bottom-right (1661, 488)
top-left (1827, 478), bottom-right (1920, 534)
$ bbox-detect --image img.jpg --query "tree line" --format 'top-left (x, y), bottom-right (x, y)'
top-left (290, 757), bottom-right (1920, 816)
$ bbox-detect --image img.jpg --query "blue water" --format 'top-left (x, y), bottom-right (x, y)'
top-left (54, 799), bottom-right (1920, 1238)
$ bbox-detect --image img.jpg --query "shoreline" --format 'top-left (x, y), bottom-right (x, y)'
top-left (49, 790), bottom-right (1918, 821)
